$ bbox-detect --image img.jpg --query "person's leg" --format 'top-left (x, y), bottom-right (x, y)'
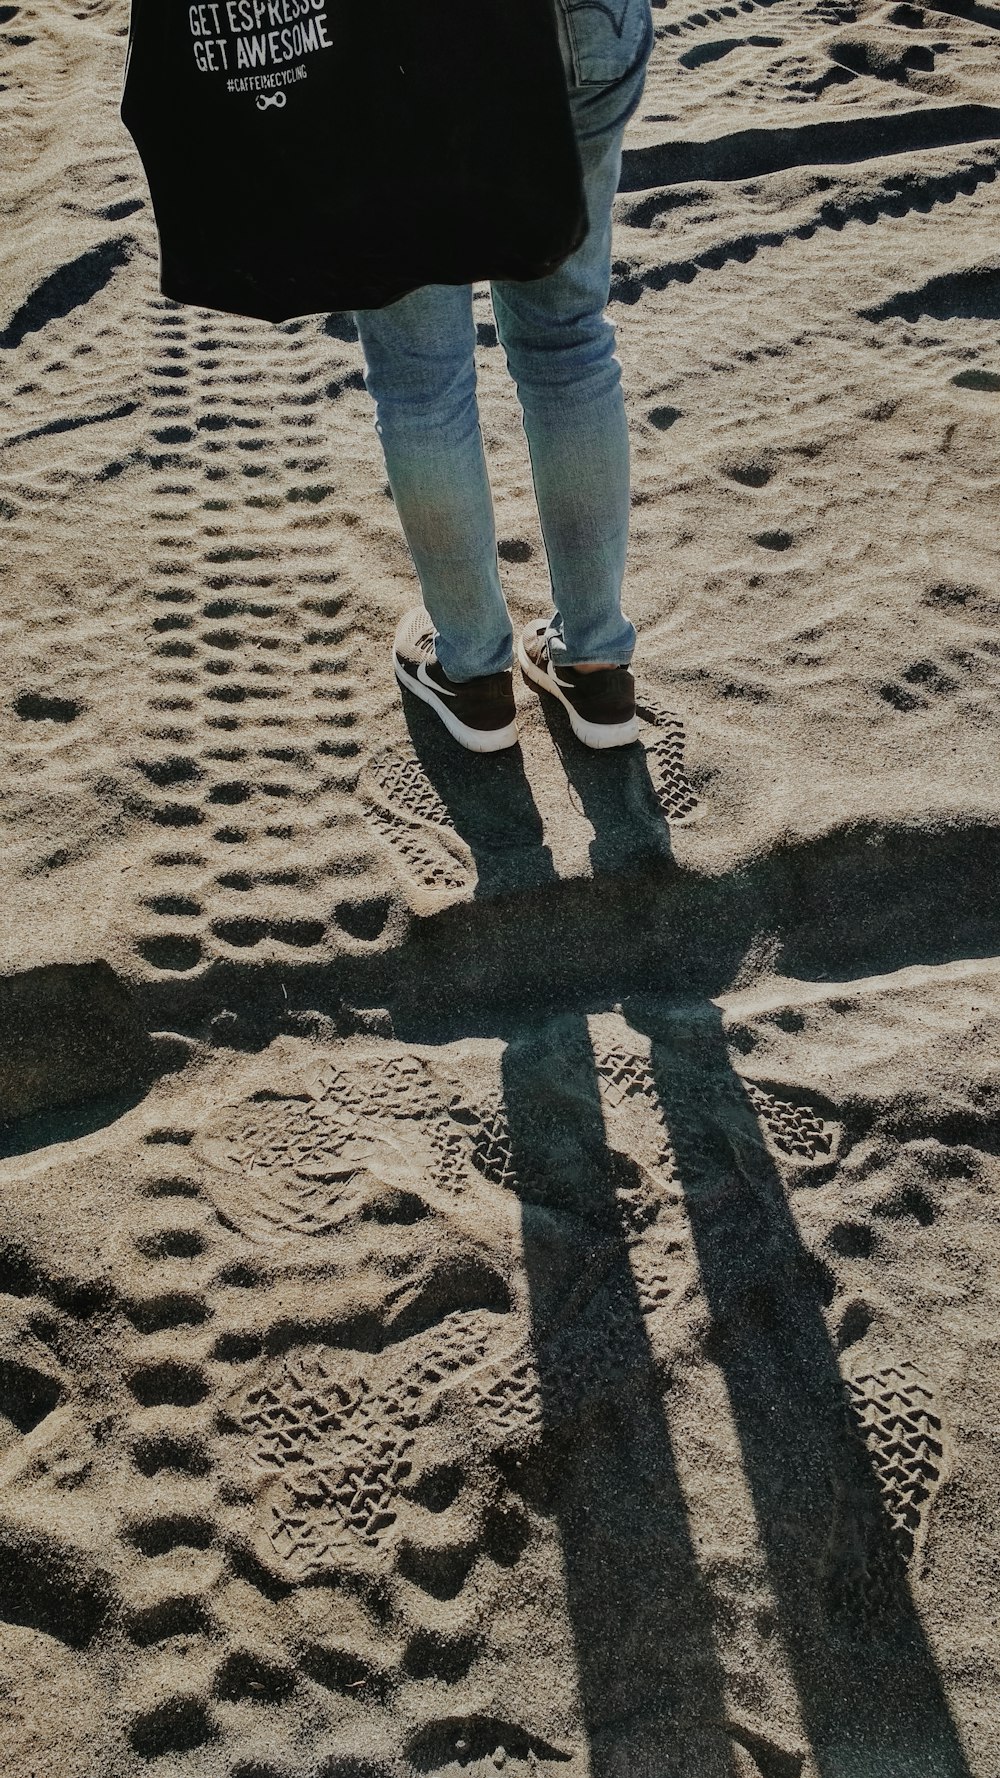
top-left (491, 0), bottom-right (653, 672)
top-left (352, 282), bottom-right (513, 683)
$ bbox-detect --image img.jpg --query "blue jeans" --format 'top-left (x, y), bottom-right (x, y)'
top-left (352, 0), bottom-right (654, 681)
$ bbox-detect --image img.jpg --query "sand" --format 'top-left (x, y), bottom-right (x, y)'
top-left (1, 0), bottom-right (1000, 1773)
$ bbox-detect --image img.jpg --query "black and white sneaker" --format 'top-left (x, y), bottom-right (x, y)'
top-left (392, 607), bottom-right (518, 753)
top-left (518, 618), bottom-right (640, 749)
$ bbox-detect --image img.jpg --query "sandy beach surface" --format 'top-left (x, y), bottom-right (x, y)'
top-left (2, 1), bottom-right (1000, 1774)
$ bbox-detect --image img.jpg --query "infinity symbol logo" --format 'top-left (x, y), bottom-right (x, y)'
top-left (256, 91), bottom-right (287, 111)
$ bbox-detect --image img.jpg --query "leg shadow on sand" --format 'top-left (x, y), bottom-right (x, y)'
top-left (399, 696), bottom-right (558, 897)
top-left (627, 998), bottom-right (971, 1778)
top-left (500, 1018), bottom-right (736, 1778)
top-left (499, 1001), bottom-right (971, 1778)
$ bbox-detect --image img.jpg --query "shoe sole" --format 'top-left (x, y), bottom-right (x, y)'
top-left (393, 655), bottom-right (519, 754)
top-left (517, 634), bottom-right (641, 749)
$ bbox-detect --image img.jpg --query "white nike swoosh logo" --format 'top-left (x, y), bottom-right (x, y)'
top-left (416, 659), bottom-right (456, 697)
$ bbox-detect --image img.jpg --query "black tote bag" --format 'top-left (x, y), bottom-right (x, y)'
top-left (121, 0), bottom-right (589, 323)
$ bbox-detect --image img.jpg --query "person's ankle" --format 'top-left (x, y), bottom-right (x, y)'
top-left (572, 661), bottom-right (618, 674)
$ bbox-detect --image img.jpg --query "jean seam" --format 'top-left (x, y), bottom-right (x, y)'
top-left (560, 0), bottom-right (652, 91)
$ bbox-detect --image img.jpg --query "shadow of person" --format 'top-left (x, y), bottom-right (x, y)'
top-left (400, 693), bottom-right (558, 896)
top-left (526, 685), bottom-right (672, 878)
top-left (500, 1017), bottom-right (737, 1778)
top-left (625, 995), bottom-right (972, 1778)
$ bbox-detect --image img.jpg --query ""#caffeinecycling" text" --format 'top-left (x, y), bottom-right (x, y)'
top-left (188, 0), bottom-right (333, 76)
